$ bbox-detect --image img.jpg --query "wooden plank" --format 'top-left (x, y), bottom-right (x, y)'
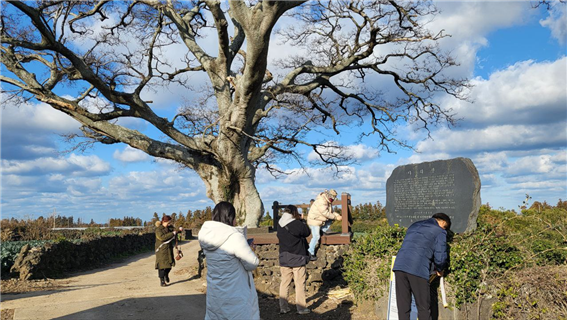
top-left (321, 233), bottom-right (352, 245)
top-left (248, 232), bottom-right (352, 245)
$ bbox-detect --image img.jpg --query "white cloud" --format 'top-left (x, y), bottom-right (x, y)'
top-left (444, 58), bottom-right (567, 127)
top-left (479, 174), bottom-right (499, 188)
top-left (415, 57), bottom-right (567, 154)
top-left (540, 4), bottom-right (567, 45)
top-left (405, 153), bottom-right (453, 166)
top-left (416, 122), bottom-right (566, 154)
top-left (113, 146), bottom-right (149, 163)
top-left (431, 1), bottom-right (531, 77)
top-left (67, 154), bottom-right (112, 174)
top-left (506, 179), bottom-right (566, 191)
top-left (2, 158), bottom-right (69, 175)
top-left (344, 144), bottom-right (380, 161)
top-left (66, 177), bottom-right (103, 196)
top-left (307, 142), bottom-right (380, 163)
top-left (107, 167), bottom-right (205, 199)
top-left (1, 154), bottom-right (111, 176)
top-left (1, 101), bottom-right (80, 133)
top-left (355, 162), bottom-right (391, 190)
top-left (282, 166), bottom-right (357, 188)
top-left (473, 152), bottom-right (509, 172)
top-left (505, 155), bottom-right (555, 177)
top-left (1, 100), bottom-right (81, 160)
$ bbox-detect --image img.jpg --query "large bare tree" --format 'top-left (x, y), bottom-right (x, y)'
top-left (1, 1), bottom-right (467, 226)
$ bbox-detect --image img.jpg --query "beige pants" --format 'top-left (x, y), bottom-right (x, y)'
top-left (279, 266), bottom-right (307, 312)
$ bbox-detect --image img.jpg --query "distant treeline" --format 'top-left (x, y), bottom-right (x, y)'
top-left (4, 199), bottom-right (563, 241)
top-left (0, 207), bottom-right (220, 241)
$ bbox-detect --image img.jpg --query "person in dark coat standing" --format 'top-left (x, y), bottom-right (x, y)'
top-left (155, 215), bottom-right (182, 287)
top-left (277, 205), bottom-right (312, 315)
top-left (393, 212), bottom-right (451, 320)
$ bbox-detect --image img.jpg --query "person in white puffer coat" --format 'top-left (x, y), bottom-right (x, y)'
top-left (198, 201), bottom-right (260, 320)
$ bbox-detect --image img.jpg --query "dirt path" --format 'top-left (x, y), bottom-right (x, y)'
top-left (1, 240), bottom-right (370, 320)
top-left (1, 240), bottom-right (206, 320)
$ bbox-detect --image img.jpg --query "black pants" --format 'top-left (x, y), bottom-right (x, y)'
top-left (394, 271), bottom-right (430, 320)
top-left (430, 276), bottom-right (440, 320)
top-left (158, 268), bottom-right (171, 279)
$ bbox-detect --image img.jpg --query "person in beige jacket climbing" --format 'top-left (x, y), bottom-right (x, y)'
top-left (307, 189), bottom-right (342, 260)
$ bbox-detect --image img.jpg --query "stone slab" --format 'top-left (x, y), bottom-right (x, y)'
top-left (385, 157), bottom-right (481, 233)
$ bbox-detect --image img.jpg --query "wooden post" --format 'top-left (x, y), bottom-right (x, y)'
top-left (272, 201), bottom-right (280, 231)
top-left (340, 193), bottom-right (351, 235)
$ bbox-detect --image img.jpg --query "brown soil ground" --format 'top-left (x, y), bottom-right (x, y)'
top-left (1, 240), bottom-right (373, 320)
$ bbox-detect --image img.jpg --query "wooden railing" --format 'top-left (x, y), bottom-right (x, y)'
top-left (272, 192), bottom-right (352, 236)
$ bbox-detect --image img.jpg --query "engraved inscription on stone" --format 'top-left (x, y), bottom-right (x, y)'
top-left (385, 158), bottom-right (481, 233)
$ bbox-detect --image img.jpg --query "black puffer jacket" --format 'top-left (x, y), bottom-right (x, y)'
top-left (277, 212), bottom-right (311, 267)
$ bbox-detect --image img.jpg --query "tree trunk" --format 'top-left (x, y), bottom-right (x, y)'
top-left (197, 163), bottom-right (263, 227)
top-left (234, 174), bottom-right (264, 227)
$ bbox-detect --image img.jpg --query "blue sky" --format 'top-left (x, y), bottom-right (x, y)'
top-left (1, 1), bottom-right (566, 223)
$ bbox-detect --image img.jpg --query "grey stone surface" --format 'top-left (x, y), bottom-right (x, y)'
top-left (386, 157), bottom-right (481, 233)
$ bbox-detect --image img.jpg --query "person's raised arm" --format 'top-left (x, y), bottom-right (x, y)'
top-left (288, 220), bottom-right (311, 238)
top-left (156, 226), bottom-right (175, 242)
top-left (230, 233), bottom-right (259, 271)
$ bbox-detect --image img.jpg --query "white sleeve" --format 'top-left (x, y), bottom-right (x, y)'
top-left (225, 233), bottom-right (259, 271)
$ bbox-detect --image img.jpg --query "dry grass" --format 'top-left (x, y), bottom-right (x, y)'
top-left (492, 265), bottom-right (567, 319)
top-left (0, 309), bottom-right (14, 320)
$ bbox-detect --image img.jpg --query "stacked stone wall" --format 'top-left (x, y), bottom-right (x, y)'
top-left (10, 233), bottom-right (155, 280)
top-left (253, 243), bottom-right (349, 295)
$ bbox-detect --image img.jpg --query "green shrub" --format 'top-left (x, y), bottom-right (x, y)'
top-left (342, 204), bottom-right (566, 310)
top-left (342, 224), bottom-right (405, 300)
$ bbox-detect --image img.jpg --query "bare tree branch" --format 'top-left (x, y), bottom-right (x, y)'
top-left (1, 0), bottom-right (469, 226)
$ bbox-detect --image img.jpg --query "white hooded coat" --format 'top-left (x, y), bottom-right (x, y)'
top-left (198, 221), bottom-right (260, 320)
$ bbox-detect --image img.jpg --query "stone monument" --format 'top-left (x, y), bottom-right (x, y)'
top-left (385, 157), bottom-right (481, 233)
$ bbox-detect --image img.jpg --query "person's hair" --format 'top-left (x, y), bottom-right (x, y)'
top-left (212, 201), bottom-right (236, 226)
top-left (161, 215), bottom-right (172, 223)
top-left (432, 212), bottom-right (451, 230)
top-left (284, 205), bottom-right (301, 220)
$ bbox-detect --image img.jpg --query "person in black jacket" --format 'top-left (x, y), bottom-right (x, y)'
top-left (277, 205), bottom-right (311, 315)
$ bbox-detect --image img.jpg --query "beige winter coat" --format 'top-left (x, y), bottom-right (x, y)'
top-left (307, 193), bottom-right (341, 227)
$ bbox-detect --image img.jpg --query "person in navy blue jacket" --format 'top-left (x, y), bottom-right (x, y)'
top-left (393, 212), bottom-right (451, 320)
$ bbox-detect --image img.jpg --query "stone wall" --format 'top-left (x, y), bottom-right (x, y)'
top-left (371, 294), bottom-right (495, 319)
top-left (10, 233), bottom-right (155, 280)
top-left (253, 243), bottom-right (349, 295)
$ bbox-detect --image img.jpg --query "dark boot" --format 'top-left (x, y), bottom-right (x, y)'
top-left (164, 268), bottom-right (171, 283)
top-left (160, 278), bottom-right (167, 287)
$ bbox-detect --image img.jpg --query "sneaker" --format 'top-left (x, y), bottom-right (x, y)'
top-left (279, 307), bottom-right (291, 314)
top-left (297, 309), bottom-right (311, 315)
top-left (309, 254), bottom-right (318, 261)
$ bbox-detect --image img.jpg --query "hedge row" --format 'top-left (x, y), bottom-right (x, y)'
top-left (8, 233), bottom-right (155, 280)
